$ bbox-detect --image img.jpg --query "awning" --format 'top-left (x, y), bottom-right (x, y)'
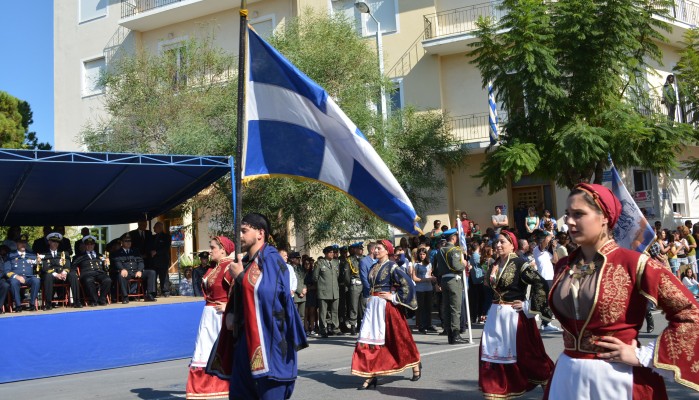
top-left (0, 149), bottom-right (232, 226)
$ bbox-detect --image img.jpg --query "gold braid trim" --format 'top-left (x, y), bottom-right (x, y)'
top-left (348, 257), bottom-right (358, 275)
top-left (240, 9), bottom-right (248, 17)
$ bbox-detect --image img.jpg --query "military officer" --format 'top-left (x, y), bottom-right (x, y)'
top-left (4, 236), bottom-right (41, 312)
top-left (191, 251), bottom-right (210, 297)
top-left (39, 232), bottom-right (81, 310)
top-left (434, 228), bottom-right (469, 344)
top-left (313, 245), bottom-right (340, 337)
top-left (337, 245), bottom-right (350, 331)
top-left (359, 242), bottom-right (376, 313)
top-left (345, 242), bottom-right (364, 335)
top-left (290, 251), bottom-right (307, 321)
top-left (113, 233), bottom-right (157, 304)
top-left (73, 235), bottom-right (112, 306)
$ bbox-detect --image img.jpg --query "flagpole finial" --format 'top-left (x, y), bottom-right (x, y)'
top-left (240, 0), bottom-right (248, 17)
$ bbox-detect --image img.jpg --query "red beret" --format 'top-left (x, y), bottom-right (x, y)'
top-left (215, 236), bottom-right (235, 255)
top-left (574, 183), bottom-right (622, 228)
top-left (501, 230), bottom-right (518, 252)
top-left (379, 239), bottom-right (394, 255)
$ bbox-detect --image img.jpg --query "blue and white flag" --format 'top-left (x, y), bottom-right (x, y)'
top-left (609, 159), bottom-right (656, 252)
top-left (456, 217), bottom-right (468, 250)
top-left (243, 27), bottom-right (420, 234)
top-left (488, 80), bottom-right (498, 145)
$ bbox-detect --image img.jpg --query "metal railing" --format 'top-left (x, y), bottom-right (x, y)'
top-left (423, 1), bottom-right (505, 40)
top-left (387, 32), bottom-right (426, 78)
top-left (448, 112), bottom-right (506, 143)
top-left (424, 0), bottom-right (699, 41)
top-left (121, 0), bottom-right (185, 19)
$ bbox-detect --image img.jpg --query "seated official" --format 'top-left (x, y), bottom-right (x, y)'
top-left (113, 233), bottom-right (156, 303)
top-left (191, 251), bottom-right (211, 297)
top-left (3, 236), bottom-right (41, 312)
top-left (73, 236), bottom-right (112, 306)
top-left (39, 232), bottom-right (81, 310)
top-left (0, 278), bottom-right (8, 314)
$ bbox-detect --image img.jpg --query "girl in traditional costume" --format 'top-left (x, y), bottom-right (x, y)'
top-left (478, 229), bottom-right (555, 399)
top-left (186, 236), bottom-right (235, 400)
top-left (545, 183), bottom-right (699, 399)
top-left (351, 239), bottom-right (421, 390)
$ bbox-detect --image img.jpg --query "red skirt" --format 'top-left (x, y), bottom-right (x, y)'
top-left (351, 301), bottom-right (421, 377)
top-left (186, 367), bottom-right (229, 399)
top-left (479, 312), bottom-right (554, 399)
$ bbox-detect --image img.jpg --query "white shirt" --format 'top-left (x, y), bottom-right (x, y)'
top-left (533, 246), bottom-right (554, 281)
top-left (287, 263), bottom-right (297, 295)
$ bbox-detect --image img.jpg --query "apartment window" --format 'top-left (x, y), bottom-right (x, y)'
top-left (82, 57), bottom-right (106, 97)
top-left (673, 203), bottom-right (686, 218)
top-left (389, 79), bottom-right (403, 115)
top-left (80, 0), bottom-right (107, 23)
top-left (250, 15), bottom-right (276, 40)
top-left (165, 45), bottom-right (188, 89)
top-left (633, 169), bottom-right (652, 192)
top-left (358, 0), bottom-right (398, 36)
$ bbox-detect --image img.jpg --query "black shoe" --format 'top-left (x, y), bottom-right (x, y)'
top-left (98, 300), bottom-right (108, 306)
top-left (439, 330), bottom-right (450, 336)
top-left (418, 329), bottom-right (427, 334)
top-left (321, 333), bottom-right (329, 338)
top-left (44, 305), bottom-right (53, 311)
top-left (451, 333), bottom-right (470, 344)
top-left (89, 302), bottom-right (98, 307)
top-left (411, 362), bottom-right (422, 382)
top-left (350, 326), bottom-right (357, 335)
top-left (358, 377), bottom-right (377, 390)
top-left (145, 295), bottom-right (157, 302)
top-left (426, 326), bottom-right (438, 332)
top-left (28, 305), bottom-right (38, 312)
top-left (73, 303), bottom-right (83, 308)
top-left (163, 293), bottom-right (170, 298)
top-left (121, 299), bottom-right (129, 304)
top-left (13, 307), bottom-right (22, 313)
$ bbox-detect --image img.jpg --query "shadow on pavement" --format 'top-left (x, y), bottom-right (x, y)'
top-left (131, 387), bottom-right (186, 399)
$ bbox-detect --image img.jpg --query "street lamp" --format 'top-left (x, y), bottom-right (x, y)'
top-left (355, 1), bottom-right (387, 121)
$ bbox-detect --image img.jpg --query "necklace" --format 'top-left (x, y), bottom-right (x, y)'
top-left (569, 259), bottom-right (596, 280)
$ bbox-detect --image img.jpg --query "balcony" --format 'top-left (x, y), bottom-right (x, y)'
top-left (423, 0), bottom-right (699, 55)
top-left (448, 112), bottom-right (505, 146)
top-left (119, 0), bottom-right (238, 32)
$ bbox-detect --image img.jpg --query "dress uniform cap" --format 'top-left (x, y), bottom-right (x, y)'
top-left (17, 234), bottom-right (29, 243)
top-left (289, 251), bottom-right (301, 259)
top-left (46, 232), bottom-right (63, 242)
top-left (349, 241), bottom-right (364, 248)
top-left (443, 228), bottom-right (458, 238)
top-left (82, 235), bottom-right (97, 244)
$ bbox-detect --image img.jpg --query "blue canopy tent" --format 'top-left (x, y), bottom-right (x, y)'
top-left (0, 149), bottom-right (233, 226)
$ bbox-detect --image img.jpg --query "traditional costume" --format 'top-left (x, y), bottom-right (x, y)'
top-left (208, 243), bottom-right (307, 400)
top-left (186, 237), bottom-right (234, 400)
top-left (545, 184), bottom-right (699, 399)
top-left (351, 240), bottom-right (421, 378)
top-left (479, 230), bottom-right (555, 399)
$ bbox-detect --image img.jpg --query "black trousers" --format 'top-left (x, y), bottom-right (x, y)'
top-left (148, 265), bottom-right (170, 295)
top-left (416, 290), bottom-right (433, 329)
top-left (192, 267), bottom-right (205, 297)
top-left (118, 270), bottom-right (156, 297)
top-left (80, 270), bottom-right (112, 303)
top-left (42, 271), bottom-right (80, 305)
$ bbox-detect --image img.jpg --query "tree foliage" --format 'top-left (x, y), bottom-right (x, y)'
top-left (0, 91), bottom-right (51, 150)
top-left (471, 0), bottom-right (696, 193)
top-left (676, 28), bottom-right (699, 180)
top-left (80, 11), bottom-right (466, 249)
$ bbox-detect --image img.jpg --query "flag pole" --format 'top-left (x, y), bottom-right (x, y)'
top-left (234, 0), bottom-right (248, 254)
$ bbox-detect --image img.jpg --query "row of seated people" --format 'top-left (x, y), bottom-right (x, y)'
top-left (0, 232), bottom-right (157, 313)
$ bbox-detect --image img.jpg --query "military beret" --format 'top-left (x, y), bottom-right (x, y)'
top-left (443, 228), bottom-right (458, 238)
top-left (322, 246), bottom-right (334, 254)
top-left (340, 246), bottom-right (348, 252)
top-left (349, 242), bottom-right (364, 248)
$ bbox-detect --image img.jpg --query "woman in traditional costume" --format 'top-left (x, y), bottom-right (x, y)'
top-left (351, 239), bottom-right (421, 390)
top-left (186, 236), bottom-right (235, 400)
top-left (545, 183), bottom-right (699, 399)
top-left (478, 229), bottom-right (555, 399)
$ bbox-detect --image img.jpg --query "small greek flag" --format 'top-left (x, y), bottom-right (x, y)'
top-left (488, 80), bottom-right (499, 145)
top-left (609, 158), bottom-right (656, 252)
top-left (243, 27), bottom-right (420, 234)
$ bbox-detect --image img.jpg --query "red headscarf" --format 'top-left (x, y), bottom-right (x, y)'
top-left (501, 230), bottom-right (518, 252)
top-left (215, 236), bottom-right (235, 255)
top-left (574, 183), bottom-right (622, 228)
top-left (379, 239), bottom-right (394, 255)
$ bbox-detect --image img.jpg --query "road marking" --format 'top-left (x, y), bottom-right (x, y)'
top-left (298, 342), bottom-right (480, 378)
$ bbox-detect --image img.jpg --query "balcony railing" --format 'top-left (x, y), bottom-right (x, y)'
top-left (423, 2), bottom-right (506, 40)
top-left (121, 0), bottom-right (185, 19)
top-left (425, 0), bottom-right (699, 41)
top-left (633, 95), bottom-right (697, 125)
top-left (448, 112), bottom-right (506, 143)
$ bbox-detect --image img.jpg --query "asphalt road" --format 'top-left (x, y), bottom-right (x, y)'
top-left (2, 311), bottom-right (698, 399)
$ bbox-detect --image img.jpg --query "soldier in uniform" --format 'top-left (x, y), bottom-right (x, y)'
top-left (290, 251), bottom-right (307, 321)
top-left (191, 251), bottom-right (210, 297)
top-left (39, 232), bottom-right (81, 310)
top-left (359, 242), bottom-right (376, 314)
top-left (73, 235), bottom-right (112, 306)
top-left (345, 242), bottom-right (364, 335)
top-left (434, 228), bottom-right (470, 344)
top-left (338, 245), bottom-right (350, 332)
top-left (112, 233), bottom-right (157, 304)
top-left (4, 236), bottom-right (41, 312)
top-left (149, 221), bottom-right (171, 297)
top-left (53, 226), bottom-right (74, 257)
top-left (314, 245), bottom-right (341, 337)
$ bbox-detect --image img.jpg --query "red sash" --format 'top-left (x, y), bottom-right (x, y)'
top-left (242, 261), bottom-right (268, 375)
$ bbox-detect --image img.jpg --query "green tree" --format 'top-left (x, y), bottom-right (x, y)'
top-left (675, 28), bottom-right (699, 179)
top-left (81, 12), bottom-right (466, 248)
top-left (0, 91), bottom-right (52, 150)
top-left (471, 0), bottom-right (696, 193)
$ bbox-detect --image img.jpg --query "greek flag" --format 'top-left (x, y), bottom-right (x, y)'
top-left (609, 159), bottom-right (656, 252)
top-left (488, 80), bottom-right (498, 145)
top-left (242, 27), bottom-right (420, 234)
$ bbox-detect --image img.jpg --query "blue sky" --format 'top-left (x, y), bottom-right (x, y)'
top-left (0, 2), bottom-right (54, 147)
